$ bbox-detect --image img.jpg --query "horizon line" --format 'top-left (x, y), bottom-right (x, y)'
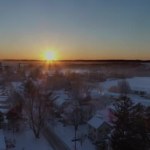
top-left (0, 59), bottom-right (150, 62)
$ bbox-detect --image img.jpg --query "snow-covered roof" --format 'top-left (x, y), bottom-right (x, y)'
top-left (11, 82), bottom-right (24, 93)
top-left (127, 77), bottom-right (150, 93)
top-left (0, 130), bottom-right (6, 150)
top-left (88, 105), bottom-right (114, 129)
top-left (0, 88), bottom-right (9, 96)
top-left (54, 90), bottom-right (70, 107)
top-left (88, 114), bottom-right (106, 129)
top-left (0, 96), bottom-right (8, 102)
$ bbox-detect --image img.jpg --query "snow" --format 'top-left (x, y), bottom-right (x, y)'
top-left (11, 82), bottom-right (24, 94)
top-left (0, 130), bottom-right (6, 150)
top-left (101, 77), bottom-right (150, 107)
top-left (4, 128), bottom-right (53, 150)
top-left (88, 107), bottom-right (113, 129)
top-left (90, 89), bottom-right (103, 99)
top-left (102, 79), bottom-right (118, 94)
top-left (2, 73), bottom-right (150, 149)
top-left (130, 94), bottom-right (150, 106)
top-left (0, 95), bottom-right (9, 114)
top-left (54, 90), bottom-right (70, 107)
top-left (0, 88), bottom-right (9, 96)
top-left (127, 77), bottom-right (150, 93)
top-left (102, 77), bottom-right (150, 94)
top-left (0, 96), bottom-right (8, 101)
top-left (51, 122), bottom-right (95, 150)
top-left (88, 115), bottom-right (105, 129)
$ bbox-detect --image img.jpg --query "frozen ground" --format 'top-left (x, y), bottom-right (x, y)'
top-left (4, 128), bottom-right (53, 150)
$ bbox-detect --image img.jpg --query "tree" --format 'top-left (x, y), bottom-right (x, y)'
top-left (7, 108), bottom-right (21, 132)
top-left (111, 96), bottom-right (149, 150)
top-left (10, 91), bottom-right (24, 114)
top-left (145, 106), bottom-right (150, 133)
top-left (29, 67), bottom-right (43, 80)
top-left (67, 76), bottom-right (91, 150)
top-left (6, 91), bottom-right (24, 132)
top-left (118, 79), bottom-right (131, 96)
top-left (0, 112), bottom-right (4, 129)
top-left (24, 79), bottom-right (56, 138)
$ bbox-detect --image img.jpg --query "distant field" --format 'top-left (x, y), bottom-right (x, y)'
top-left (1, 60), bottom-right (150, 78)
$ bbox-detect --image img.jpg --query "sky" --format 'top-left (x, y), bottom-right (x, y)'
top-left (0, 0), bottom-right (150, 60)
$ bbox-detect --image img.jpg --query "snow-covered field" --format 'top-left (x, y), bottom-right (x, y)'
top-left (101, 77), bottom-right (150, 106)
top-left (102, 77), bottom-right (150, 94)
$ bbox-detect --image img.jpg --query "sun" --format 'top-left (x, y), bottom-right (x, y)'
top-left (43, 51), bottom-right (57, 61)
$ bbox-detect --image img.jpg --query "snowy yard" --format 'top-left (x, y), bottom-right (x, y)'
top-left (51, 122), bottom-right (96, 150)
top-left (4, 128), bottom-right (53, 150)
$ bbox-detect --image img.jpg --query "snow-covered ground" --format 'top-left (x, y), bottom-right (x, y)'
top-left (130, 94), bottom-right (150, 106)
top-left (51, 122), bottom-right (96, 150)
top-left (49, 77), bottom-right (150, 150)
top-left (102, 77), bottom-right (150, 94)
top-left (2, 75), bottom-right (150, 150)
top-left (4, 128), bottom-right (53, 150)
top-left (101, 77), bottom-right (150, 106)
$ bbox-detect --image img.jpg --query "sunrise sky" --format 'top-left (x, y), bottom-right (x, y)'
top-left (0, 0), bottom-right (150, 60)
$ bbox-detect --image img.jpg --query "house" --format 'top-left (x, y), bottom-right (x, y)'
top-left (60, 97), bottom-right (94, 125)
top-left (87, 104), bottom-right (116, 141)
top-left (11, 82), bottom-right (24, 95)
top-left (53, 90), bottom-right (70, 109)
top-left (0, 96), bottom-right (10, 114)
top-left (87, 112), bottom-right (113, 150)
top-left (60, 103), bottom-right (75, 124)
top-left (87, 114), bottom-right (112, 142)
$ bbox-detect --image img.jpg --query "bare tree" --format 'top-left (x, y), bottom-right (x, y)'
top-left (67, 76), bottom-right (91, 149)
top-left (9, 91), bottom-right (24, 113)
top-left (24, 79), bottom-right (55, 138)
top-left (7, 91), bottom-right (24, 132)
top-left (118, 79), bottom-right (131, 97)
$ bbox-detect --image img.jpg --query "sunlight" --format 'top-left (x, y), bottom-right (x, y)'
top-left (43, 51), bottom-right (57, 61)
